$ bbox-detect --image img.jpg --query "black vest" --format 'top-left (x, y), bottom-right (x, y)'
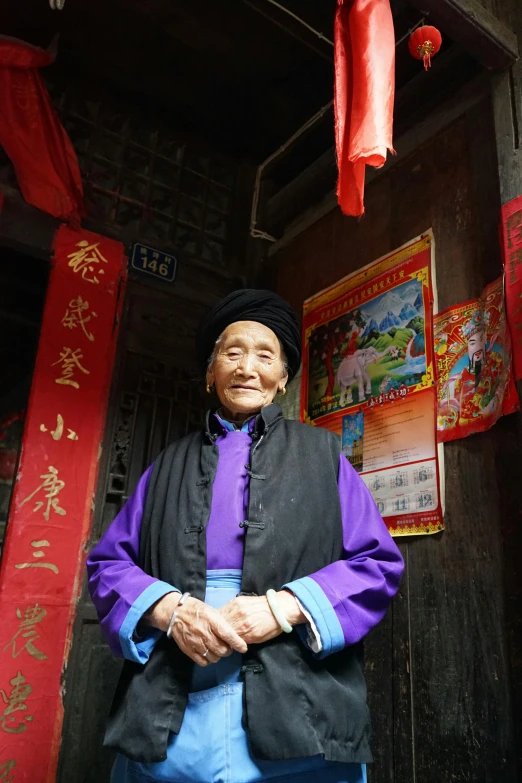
top-left (104, 404), bottom-right (372, 764)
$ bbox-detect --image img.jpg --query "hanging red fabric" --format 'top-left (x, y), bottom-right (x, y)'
top-left (334, 0), bottom-right (395, 217)
top-left (0, 36), bottom-right (84, 224)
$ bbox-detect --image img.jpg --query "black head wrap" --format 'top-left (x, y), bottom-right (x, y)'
top-left (196, 289), bottom-right (301, 380)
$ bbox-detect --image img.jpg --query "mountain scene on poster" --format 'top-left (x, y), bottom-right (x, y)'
top-left (307, 278), bottom-right (427, 419)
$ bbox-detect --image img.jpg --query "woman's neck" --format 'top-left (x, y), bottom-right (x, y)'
top-left (217, 406), bottom-right (260, 425)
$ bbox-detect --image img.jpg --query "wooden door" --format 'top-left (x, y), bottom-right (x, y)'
top-left (57, 280), bottom-right (211, 782)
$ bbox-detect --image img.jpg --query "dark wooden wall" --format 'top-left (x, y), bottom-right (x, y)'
top-left (0, 76), bottom-right (255, 781)
top-left (0, 76), bottom-right (254, 551)
top-left (272, 95), bottom-right (521, 783)
top-left (0, 74), bottom-right (254, 544)
top-left (0, 77), bottom-right (253, 296)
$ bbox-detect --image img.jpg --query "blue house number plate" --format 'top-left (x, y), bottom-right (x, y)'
top-left (130, 243), bottom-right (177, 282)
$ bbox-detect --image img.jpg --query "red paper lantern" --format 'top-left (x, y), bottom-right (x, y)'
top-left (408, 25), bottom-right (442, 70)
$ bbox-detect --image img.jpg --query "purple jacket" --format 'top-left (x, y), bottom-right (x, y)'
top-left (87, 415), bottom-right (404, 662)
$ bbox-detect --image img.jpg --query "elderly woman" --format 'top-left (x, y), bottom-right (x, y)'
top-left (87, 289), bottom-right (404, 783)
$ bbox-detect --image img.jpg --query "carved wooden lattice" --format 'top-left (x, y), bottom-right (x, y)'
top-left (0, 81), bottom-right (239, 269)
top-left (95, 350), bottom-right (208, 542)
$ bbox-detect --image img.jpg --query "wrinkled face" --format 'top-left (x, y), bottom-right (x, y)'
top-left (206, 321), bottom-right (288, 419)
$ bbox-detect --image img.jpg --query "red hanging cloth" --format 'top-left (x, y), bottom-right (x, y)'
top-left (0, 36), bottom-right (84, 224)
top-left (334, 0), bottom-right (395, 217)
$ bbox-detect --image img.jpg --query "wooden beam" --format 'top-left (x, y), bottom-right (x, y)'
top-left (492, 69), bottom-right (522, 203)
top-left (267, 146), bottom-right (336, 236)
top-left (490, 3), bottom-right (522, 775)
top-left (267, 73), bottom-right (490, 255)
top-left (267, 45), bottom-right (480, 236)
top-left (407, 0), bottom-right (518, 69)
top-left (239, 0), bottom-right (333, 62)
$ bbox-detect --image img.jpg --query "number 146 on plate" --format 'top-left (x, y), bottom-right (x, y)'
top-left (130, 243), bottom-right (177, 283)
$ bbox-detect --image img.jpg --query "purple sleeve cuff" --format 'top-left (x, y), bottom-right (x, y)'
top-left (283, 577), bottom-right (345, 658)
top-left (120, 581), bottom-right (179, 663)
top-left (87, 465), bottom-right (174, 657)
top-left (299, 455), bottom-right (404, 648)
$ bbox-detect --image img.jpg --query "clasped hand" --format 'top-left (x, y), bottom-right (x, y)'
top-left (144, 590), bottom-right (304, 667)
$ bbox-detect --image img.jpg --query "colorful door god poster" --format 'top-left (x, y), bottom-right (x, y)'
top-left (501, 195), bottom-right (522, 379)
top-left (301, 233), bottom-right (443, 537)
top-left (434, 277), bottom-right (519, 442)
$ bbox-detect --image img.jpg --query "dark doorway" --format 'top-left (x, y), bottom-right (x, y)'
top-left (57, 278), bottom-right (211, 783)
top-left (0, 248), bottom-right (49, 551)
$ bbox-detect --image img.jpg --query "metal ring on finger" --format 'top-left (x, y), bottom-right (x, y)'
top-left (202, 648), bottom-right (209, 658)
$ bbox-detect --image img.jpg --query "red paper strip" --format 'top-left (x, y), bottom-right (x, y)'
top-left (434, 276), bottom-right (519, 442)
top-left (0, 226), bottom-right (126, 782)
top-left (501, 195), bottom-right (522, 380)
top-left (0, 37), bottom-right (84, 224)
top-left (334, 0), bottom-right (395, 217)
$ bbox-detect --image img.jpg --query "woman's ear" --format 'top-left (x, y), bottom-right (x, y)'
top-left (279, 373), bottom-right (288, 393)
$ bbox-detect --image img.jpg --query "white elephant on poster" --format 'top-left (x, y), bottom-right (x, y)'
top-left (336, 346), bottom-right (387, 407)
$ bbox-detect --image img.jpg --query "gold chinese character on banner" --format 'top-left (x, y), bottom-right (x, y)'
top-left (513, 292), bottom-right (522, 346)
top-left (3, 605), bottom-right (48, 661)
top-left (437, 356), bottom-right (450, 385)
top-left (67, 240), bottom-right (108, 285)
top-left (61, 295), bottom-right (97, 342)
top-left (15, 541), bottom-right (59, 575)
top-left (0, 760), bottom-right (16, 783)
top-left (509, 249), bottom-right (522, 284)
top-left (52, 348), bottom-right (89, 389)
top-left (19, 466), bottom-right (66, 522)
top-left (40, 414), bottom-right (78, 441)
top-left (0, 672), bottom-right (33, 734)
top-left (506, 209), bottom-right (522, 249)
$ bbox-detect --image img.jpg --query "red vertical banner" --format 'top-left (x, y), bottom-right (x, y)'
top-left (501, 195), bottom-right (522, 380)
top-left (0, 226), bottom-right (126, 782)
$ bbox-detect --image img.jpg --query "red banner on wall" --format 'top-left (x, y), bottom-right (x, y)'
top-left (501, 195), bottom-right (522, 380)
top-left (0, 226), bottom-right (126, 782)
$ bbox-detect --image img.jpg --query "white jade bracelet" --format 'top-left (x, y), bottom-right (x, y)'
top-left (166, 591), bottom-right (191, 639)
top-left (266, 589), bottom-right (293, 634)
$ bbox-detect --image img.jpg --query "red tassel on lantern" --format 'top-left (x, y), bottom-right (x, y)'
top-left (408, 25), bottom-right (442, 70)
